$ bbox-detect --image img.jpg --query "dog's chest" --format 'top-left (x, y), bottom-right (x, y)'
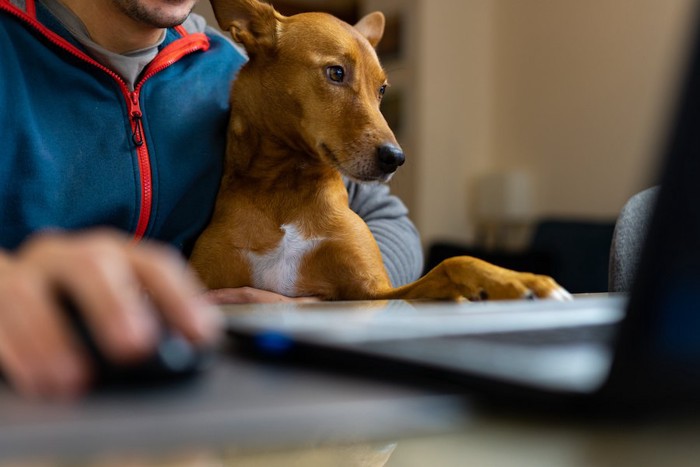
top-left (244, 223), bottom-right (324, 296)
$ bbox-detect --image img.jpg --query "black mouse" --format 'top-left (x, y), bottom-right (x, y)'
top-left (62, 299), bottom-right (213, 389)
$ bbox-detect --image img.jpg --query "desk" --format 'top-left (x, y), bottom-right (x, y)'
top-left (2, 350), bottom-right (700, 467)
top-left (0, 348), bottom-right (468, 464)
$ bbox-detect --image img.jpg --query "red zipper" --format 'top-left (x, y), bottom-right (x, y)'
top-left (126, 91), bottom-right (152, 240)
top-left (126, 35), bottom-right (210, 240)
top-left (1, 2), bottom-right (210, 241)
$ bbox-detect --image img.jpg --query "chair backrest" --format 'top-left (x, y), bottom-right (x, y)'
top-left (608, 187), bottom-right (659, 293)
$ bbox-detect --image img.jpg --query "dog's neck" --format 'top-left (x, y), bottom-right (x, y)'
top-left (222, 106), bottom-right (346, 203)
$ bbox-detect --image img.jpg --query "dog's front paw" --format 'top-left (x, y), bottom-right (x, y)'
top-left (498, 272), bottom-right (572, 301)
top-left (441, 257), bottom-right (572, 301)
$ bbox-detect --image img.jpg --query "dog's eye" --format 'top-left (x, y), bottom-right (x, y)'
top-left (326, 66), bottom-right (345, 83)
top-left (379, 85), bottom-right (387, 98)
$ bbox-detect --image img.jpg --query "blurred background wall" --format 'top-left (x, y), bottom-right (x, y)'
top-left (193, 0), bottom-right (697, 251)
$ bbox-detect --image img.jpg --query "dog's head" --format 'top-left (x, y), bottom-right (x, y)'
top-left (211, 0), bottom-right (404, 182)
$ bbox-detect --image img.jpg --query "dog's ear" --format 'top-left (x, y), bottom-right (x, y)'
top-left (210, 0), bottom-right (282, 53)
top-left (354, 11), bottom-right (385, 49)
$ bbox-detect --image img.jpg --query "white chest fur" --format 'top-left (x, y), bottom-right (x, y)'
top-left (245, 223), bottom-right (324, 297)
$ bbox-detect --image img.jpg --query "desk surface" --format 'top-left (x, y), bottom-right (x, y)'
top-left (2, 298), bottom-right (700, 466)
top-left (0, 347), bottom-right (469, 463)
top-left (2, 350), bottom-right (700, 467)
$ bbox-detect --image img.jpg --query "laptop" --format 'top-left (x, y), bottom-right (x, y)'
top-left (223, 9), bottom-right (700, 410)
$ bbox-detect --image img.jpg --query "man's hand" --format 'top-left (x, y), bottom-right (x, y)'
top-left (204, 287), bottom-right (319, 304)
top-left (0, 230), bottom-right (219, 399)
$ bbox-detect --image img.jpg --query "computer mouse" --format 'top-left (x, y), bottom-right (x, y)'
top-left (63, 299), bottom-right (213, 389)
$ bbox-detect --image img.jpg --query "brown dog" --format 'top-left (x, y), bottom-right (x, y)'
top-left (190, 0), bottom-right (571, 301)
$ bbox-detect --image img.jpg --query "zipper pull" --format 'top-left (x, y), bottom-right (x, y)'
top-left (132, 111), bottom-right (144, 147)
top-left (129, 92), bottom-right (145, 147)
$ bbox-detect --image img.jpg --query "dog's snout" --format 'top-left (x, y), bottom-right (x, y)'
top-left (377, 144), bottom-right (405, 174)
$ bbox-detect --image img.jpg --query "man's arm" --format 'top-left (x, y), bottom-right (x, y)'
top-left (345, 180), bottom-right (424, 286)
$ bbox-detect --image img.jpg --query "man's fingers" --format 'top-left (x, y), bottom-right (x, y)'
top-left (0, 265), bottom-right (91, 399)
top-left (128, 242), bottom-right (221, 344)
top-left (21, 233), bottom-right (160, 364)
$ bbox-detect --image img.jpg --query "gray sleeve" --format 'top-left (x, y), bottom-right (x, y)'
top-left (345, 179), bottom-right (424, 287)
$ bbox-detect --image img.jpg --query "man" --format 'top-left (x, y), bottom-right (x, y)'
top-left (0, 0), bottom-right (423, 399)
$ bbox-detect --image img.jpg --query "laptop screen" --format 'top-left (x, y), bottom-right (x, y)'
top-left (611, 6), bottom-right (700, 396)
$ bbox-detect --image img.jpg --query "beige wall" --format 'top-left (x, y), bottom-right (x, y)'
top-left (413, 0), bottom-right (496, 244)
top-left (193, 2), bottom-right (216, 26)
top-left (409, 0), bottom-right (696, 246)
top-left (192, 0), bottom-right (697, 247)
top-left (492, 0), bottom-right (696, 219)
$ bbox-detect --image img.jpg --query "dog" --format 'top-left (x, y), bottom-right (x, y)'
top-left (190, 0), bottom-right (571, 302)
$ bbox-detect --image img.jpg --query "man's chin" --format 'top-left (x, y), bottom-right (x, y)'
top-left (111, 0), bottom-right (196, 28)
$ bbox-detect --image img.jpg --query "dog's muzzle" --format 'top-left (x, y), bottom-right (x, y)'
top-left (377, 144), bottom-right (405, 174)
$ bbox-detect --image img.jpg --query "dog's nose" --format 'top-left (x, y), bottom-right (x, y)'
top-left (377, 144), bottom-right (405, 174)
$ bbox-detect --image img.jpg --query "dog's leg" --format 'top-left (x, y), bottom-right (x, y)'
top-left (373, 256), bottom-right (571, 301)
top-left (295, 221), bottom-right (569, 301)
